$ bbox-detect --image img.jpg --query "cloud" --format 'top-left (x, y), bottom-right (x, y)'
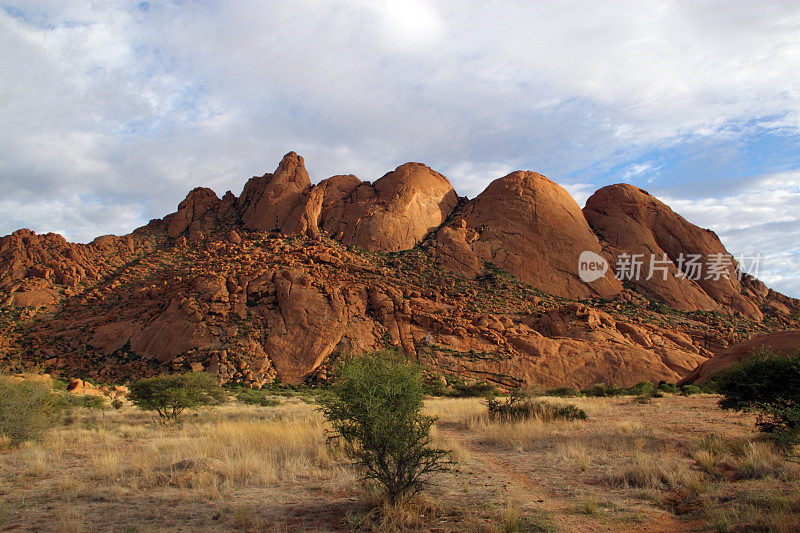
top-left (621, 162), bottom-right (660, 182)
top-left (661, 171), bottom-right (800, 297)
top-left (0, 0), bottom-right (798, 295)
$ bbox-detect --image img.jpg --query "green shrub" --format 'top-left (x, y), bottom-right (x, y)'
top-left (552, 403), bottom-right (589, 421)
top-left (235, 388), bottom-right (280, 407)
top-left (0, 378), bottom-right (64, 446)
top-left (715, 348), bottom-right (800, 448)
top-left (486, 392), bottom-right (587, 422)
top-left (422, 376), bottom-right (449, 397)
top-left (581, 383), bottom-right (623, 397)
top-left (626, 381), bottom-right (656, 396)
top-left (319, 351), bottom-right (450, 504)
top-left (545, 386), bottom-right (582, 397)
top-left (129, 372), bottom-right (226, 420)
top-left (699, 381), bottom-right (719, 394)
top-left (449, 379), bottom-right (497, 398)
top-left (680, 384), bottom-right (702, 396)
top-left (60, 394), bottom-right (108, 409)
top-left (111, 398), bottom-right (124, 410)
top-left (657, 381), bottom-right (678, 394)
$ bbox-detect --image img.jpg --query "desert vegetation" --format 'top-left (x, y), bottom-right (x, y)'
top-left (319, 352), bottom-right (451, 506)
top-left (128, 372), bottom-right (227, 421)
top-left (0, 377), bottom-right (63, 447)
top-left (715, 348), bottom-right (800, 448)
top-left (1, 369), bottom-right (799, 532)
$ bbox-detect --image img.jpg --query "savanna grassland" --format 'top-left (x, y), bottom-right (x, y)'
top-left (1, 394), bottom-right (798, 532)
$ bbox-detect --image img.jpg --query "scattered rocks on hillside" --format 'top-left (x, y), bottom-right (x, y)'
top-left (0, 152), bottom-right (797, 388)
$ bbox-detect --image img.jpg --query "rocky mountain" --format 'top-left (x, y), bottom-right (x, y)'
top-left (0, 152), bottom-right (797, 388)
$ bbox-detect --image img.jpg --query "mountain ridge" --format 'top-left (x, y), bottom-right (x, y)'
top-left (0, 151), bottom-right (797, 388)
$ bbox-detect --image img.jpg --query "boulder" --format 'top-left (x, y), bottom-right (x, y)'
top-left (320, 163), bottom-right (459, 252)
top-left (261, 271), bottom-right (349, 383)
top-left (165, 188), bottom-right (221, 238)
top-left (436, 171), bottom-right (623, 298)
top-left (584, 184), bottom-right (762, 319)
top-left (239, 152), bottom-right (311, 231)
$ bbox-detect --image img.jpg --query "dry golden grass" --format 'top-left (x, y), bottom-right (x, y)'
top-left (0, 400), bottom-right (363, 530)
top-left (701, 477), bottom-right (800, 533)
top-left (20, 444), bottom-right (51, 477)
top-left (0, 393), bottom-right (798, 531)
top-left (610, 450), bottom-right (703, 490)
top-left (77, 403), bottom-right (354, 498)
top-left (498, 501), bottom-right (521, 533)
top-left (424, 397), bottom-right (485, 425)
top-left (729, 441), bottom-right (799, 480)
top-left (472, 415), bottom-right (556, 451)
top-left (537, 395), bottom-right (613, 417)
top-left (555, 441), bottom-right (592, 472)
top-left (430, 424), bottom-right (472, 464)
top-left (54, 508), bottom-right (83, 533)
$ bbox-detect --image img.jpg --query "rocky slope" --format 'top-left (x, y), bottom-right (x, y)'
top-left (584, 184), bottom-right (772, 320)
top-left (678, 330), bottom-right (800, 385)
top-left (0, 152), bottom-right (797, 388)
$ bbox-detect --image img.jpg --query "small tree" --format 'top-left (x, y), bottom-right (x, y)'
top-left (319, 351), bottom-right (450, 505)
top-left (715, 348), bottom-right (800, 448)
top-left (0, 378), bottom-right (63, 446)
top-left (129, 372), bottom-right (225, 420)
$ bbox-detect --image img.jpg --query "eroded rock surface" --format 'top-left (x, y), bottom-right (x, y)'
top-left (0, 152), bottom-right (797, 388)
top-left (435, 171), bottom-right (623, 298)
top-left (584, 184), bottom-right (765, 319)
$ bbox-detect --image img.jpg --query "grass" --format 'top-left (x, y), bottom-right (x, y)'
top-left (0, 393), bottom-right (798, 531)
top-left (84, 404), bottom-right (348, 495)
top-left (556, 442), bottom-right (592, 472)
top-left (610, 451), bottom-right (703, 490)
top-left (470, 413), bottom-right (556, 451)
top-left (499, 502), bottom-right (521, 532)
top-left (579, 498), bottom-right (605, 516)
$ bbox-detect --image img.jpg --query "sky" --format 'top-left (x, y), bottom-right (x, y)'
top-left (1, 0), bottom-right (798, 297)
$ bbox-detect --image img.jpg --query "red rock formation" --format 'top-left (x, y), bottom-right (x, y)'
top-left (678, 330), bottom-right (800, 385)
top-left (317, 163), bottom-right (459, 252)
top-left (1, 152), bottom-right (797, 388)
top-left (240, 151), bottom-right (311, 231)
top-left (0, 228), bottom-right (152, 308)
top-left (164, 187), bottom-right (220, 238)
top-left (584, 184), bottom-right (764, 319)
top-left (435, 171), bottom-right (623, 299)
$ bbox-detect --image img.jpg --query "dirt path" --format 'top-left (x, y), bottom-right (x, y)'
top-left (438, 425), bottom-right (701, 533)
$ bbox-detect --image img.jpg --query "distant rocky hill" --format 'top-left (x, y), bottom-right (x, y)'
top-left (0, 152), bottom-right (797, 388)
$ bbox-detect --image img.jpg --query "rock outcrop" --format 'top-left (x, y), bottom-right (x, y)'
top-left (164, 188), bottom-right (221, 238)
top-left (0, 152), bottom-right (797, 388)
top-left (318, 163), bottom-right (459, 252)
top-left (0, 228), bottom-right (152, 308)
top-left (435, 171), bottom-right (623, 298)
top-left (678, 330), bottom-right (800, 385)
top-left (584, 184), bottom-right (764, 319)
top-left (240, 151), bottom-right (312, 231)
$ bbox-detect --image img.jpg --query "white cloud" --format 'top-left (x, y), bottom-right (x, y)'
top-left (622, 162), bottom-right (660, 182)
top-left (370, 0), bottom-right (443, 50)
top-left (0, 195), bottom-right (145, 242)
top-left (0, 0), bottom-right (798, 295)
top-left (662, 171), bottom-right (800, 297)
top-left (563, 183), bottom-right (596, 209)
